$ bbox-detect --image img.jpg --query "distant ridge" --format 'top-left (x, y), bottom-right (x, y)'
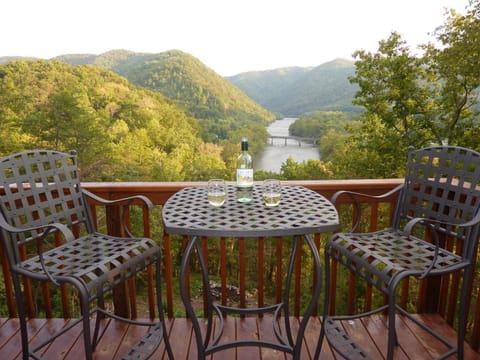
top-left (228, 58), bottom-right (362, 116)
top-left (0, 51), bottom-right (361, 117)
top-left (50, 49), bottom-right (276, 124)
top-left (0, 56), bottom-right (38, 64)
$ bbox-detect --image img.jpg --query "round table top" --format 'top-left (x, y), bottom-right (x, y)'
top-left (162, 185), bottom-right (339, 237)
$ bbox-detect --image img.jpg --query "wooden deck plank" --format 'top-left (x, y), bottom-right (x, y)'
top-left (114, 322), bottom-right (153, 359)
top-left (303, 317), bottom-right (337, 360)
top-left (39, 319), bottom-right (83, 360)
top-left (360, 315), bottom-right (409, 360)
top-left (341, 316), bottom-right (388, 360)
top-left (0, 317), bottom-right (20, 350)
top-left (163, 318), bottom-right (194, 360)
top-left (236, 316), bottom-right (262, 360)
top-left (13, 318), bottom-right (50, 359)
top-left (395, 314), bottom-right (445, 359)
top-left (257, 316), bottom-right (287, 360)
top-left (211, 316), bottom-right (237, 359)
top-left (413, 314), bottom-right (480, 360)
top-left (1, 315), bottom-right (479, 359)
top-left (289, 316), bottom-right (314, 360)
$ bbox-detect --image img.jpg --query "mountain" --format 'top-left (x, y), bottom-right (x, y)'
top-left (0, 56), bottom-right (38, 64)
top-left (1, 50), bottom-right (360, 119)
top-left (0, 59), bottom-right (206, 181)
top-left (226, 67), bottom-right (312, 107)
top-left (56, 50), bottom-right (275, 124)
top-left (228, 58), bottom-right (362, 116)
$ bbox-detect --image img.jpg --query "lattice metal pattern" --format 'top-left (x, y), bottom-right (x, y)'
top-left (0, 149), bottom-right (160, 295)
top-left (21, 234), bottom-right (159, 294)
top-left (330, 229), bottom-right (465, 292)
top-left (0, 150), bottom-right (172, 360)
top-left (163, 185), bottom-right (339, 237)
top-left (323, 318), bottom-right (372, 360)
top-left (0, 150), bottom-right (88, 243)
top-left (329, 146), bottom-right (480, 292)
top-left (323, 146), bottom-right (480, 360)
top-left (402, 146), bottom-right (480, 226)
top-left (120, 323), bottom-right (166, 360)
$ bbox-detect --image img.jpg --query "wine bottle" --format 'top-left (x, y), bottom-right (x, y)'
top-left (236, 137), bottom-right (253, 203)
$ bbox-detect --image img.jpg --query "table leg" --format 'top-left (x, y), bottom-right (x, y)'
top-left (179, 235), bottom-right (209, 360)
top-left (295, 234), bottom-right (322, 359)
top-left (282, 234), bottom-right (322, 359)
top-left (283, 235), bottom-right (300, 346)
top-left (193, 238), bottom-right (216, 349)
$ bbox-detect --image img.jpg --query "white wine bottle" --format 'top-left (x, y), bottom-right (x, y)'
top-left (236, 137), bottom-right (253, 203)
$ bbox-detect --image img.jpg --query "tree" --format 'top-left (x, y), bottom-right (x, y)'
top-left (335, 4), bottom-right (480, 179)
top-left (422, 2), bottom-right (480, 146)
top-left (342, 32), bottom-right (434, 177)
top-left (351, 32), bottom-right (435, 144)
top-left (0, 60), bottom-right (215, 181)
top-left (280, 157), bottom-right (333, 180)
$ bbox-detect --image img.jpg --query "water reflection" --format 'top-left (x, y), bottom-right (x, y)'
top-left (256, 118), bottom-right (319, 173)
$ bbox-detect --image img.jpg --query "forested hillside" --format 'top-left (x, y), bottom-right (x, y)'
top-left (56, 49), bottom-right (276, 143)
top-left (3, 50), bottom-right (362, 120)
top-left (0, 60), bottom-right (233, 181)
top-left (226, 67), bottom-right (312, 109)
top-left (228, 58), bottom-right (362, 116)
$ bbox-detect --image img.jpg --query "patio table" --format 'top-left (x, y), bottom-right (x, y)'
top-left (162, 184), bottom-right (339, 359)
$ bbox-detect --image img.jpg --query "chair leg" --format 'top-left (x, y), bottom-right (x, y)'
top-left (91, 294), bottom-right (104, 351)
top-left (387, 289), bottom-right (398, 360)
top-left (12, 274), bottom-right (30, 360)
top-left (78, 289), bottom-right (94, 360)
top-left (155, 258), bottom-right (174, 360)
top-left (456, 267), bottom-right (472, 360)
top-left (314, 249), bottom-right (332, 359)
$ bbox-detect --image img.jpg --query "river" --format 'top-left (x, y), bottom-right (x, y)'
top-left (255, 118), bottom-right (320, 173)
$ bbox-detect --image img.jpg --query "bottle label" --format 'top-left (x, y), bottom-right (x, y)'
top-left (236, 168), bottom-right (253, 186)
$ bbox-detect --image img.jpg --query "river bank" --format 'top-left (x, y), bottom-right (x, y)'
top-left (255, 118), bottom-right (320, 172)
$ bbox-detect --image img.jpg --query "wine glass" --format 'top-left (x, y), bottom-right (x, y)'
top-left (207, 179), bottom-right (226, 207)
top-left (262, 179), bottom-right (281, 207)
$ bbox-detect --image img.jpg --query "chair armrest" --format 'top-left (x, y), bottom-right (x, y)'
top-left (331, 184), bottom-right (403, 232)
top-left (402, 210), bottom-right (480, 279)
top-left (0, 214), bottom-right (75, 286)
top-left (82, 189), bottom-right (154, 210)
top-left (0, 216), bottom-right (75, 242)
top-left (82, 189), bottom-right (154, 237)
top-left (331, 184), bottom-right (403, 205)
top-left (403, 211), bottom-right (480, 236)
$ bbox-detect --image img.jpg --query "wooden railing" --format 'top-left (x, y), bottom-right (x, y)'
top-left (0, 180), bottom-right (479, 352)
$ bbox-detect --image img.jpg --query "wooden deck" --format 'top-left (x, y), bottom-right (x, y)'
top-left (1, 315), bottom-right (479, 359)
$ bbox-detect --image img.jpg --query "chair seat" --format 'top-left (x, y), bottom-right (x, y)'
top-left (19, 234), bottom-right (160, 295)
top-left (328, 229), bottom-right (467, 292)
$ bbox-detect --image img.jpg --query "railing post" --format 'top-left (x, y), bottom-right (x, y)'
top-left (0, 239), bottom-right (16, 317)
top-left (105, 204), bottom-right (130, 318)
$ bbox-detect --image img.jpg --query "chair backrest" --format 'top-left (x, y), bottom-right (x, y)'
top-left (0, 150), bottom-right (90, 262)
top-left (395, 146), bottom-right (480, 258)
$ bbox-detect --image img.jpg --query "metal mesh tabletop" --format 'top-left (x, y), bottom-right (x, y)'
top-left (162, 185), bottom-right (338, 237)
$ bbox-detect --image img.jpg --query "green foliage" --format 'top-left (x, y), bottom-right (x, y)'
top-left (0, 60), bottom-right (227, 181)
top-left (350, 32), bottom-right (435, 149)
top-left (327, 5), bottom-right (480, 179)
top-left (422, 5), bottom-right (480, 145)
top-left (55, 49), bottom-right (276, 171)
top-left (81, 49), bottom-right (276, 130)
top-left (289, 111), bottom-right (357, 139)
top-left (280, 157), bottom-right (334, 180)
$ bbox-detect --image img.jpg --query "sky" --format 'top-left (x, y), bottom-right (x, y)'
top-left (2, 0), bottom-right (468, 76)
